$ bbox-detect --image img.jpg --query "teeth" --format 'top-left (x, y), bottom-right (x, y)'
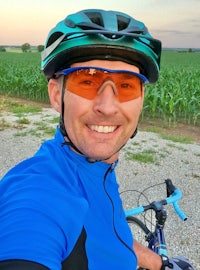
top-left (89, 125), bottom-right (116, 133)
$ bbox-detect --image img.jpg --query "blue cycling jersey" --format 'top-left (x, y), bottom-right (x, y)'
top-left (0, 128), bottom-right (137, 270)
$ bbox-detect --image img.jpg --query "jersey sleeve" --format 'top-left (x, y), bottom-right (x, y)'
top-left (0, 166), bottom-right (89, 270)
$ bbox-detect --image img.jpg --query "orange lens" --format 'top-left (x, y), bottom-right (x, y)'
top-left (66, 68), bottom-right (143, 102)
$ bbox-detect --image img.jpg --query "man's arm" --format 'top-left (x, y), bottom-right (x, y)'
top-left (134, 240), bottom-right (162, 270)
top-left (0, 260), bottom-right (49, 269)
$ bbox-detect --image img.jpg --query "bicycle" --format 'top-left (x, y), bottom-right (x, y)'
top-left (122, 179), bottom-right (195, 270)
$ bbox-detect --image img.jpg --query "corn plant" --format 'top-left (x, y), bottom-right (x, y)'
top-left (0, 52), bottom-right (48, 102)
top-left (142, 51), bottom-right (200, 126)
top-left (0, 50), bottom-right (199, 126)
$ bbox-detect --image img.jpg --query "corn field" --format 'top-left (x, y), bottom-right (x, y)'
top-left (143, 51), bottom-right (200, 126)
top-left (0, 51), bottom-right (199, 126)
top-left (0, 52), bottom-right (47, 102)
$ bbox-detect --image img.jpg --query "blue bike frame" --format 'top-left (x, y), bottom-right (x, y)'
top-left (125, 179), bottom-right (187, 257)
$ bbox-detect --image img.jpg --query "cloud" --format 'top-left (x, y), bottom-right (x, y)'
top-left (151, 24), bottom-right (200, 48)
top-left (152, 14), bottom-right (200, 38)
top-left (154, 29), bottom-right (188, 35)
top-left (152, 29), bottom-right (196, 38)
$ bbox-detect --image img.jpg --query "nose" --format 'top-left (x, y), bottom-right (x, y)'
top-left (93, 80), bottom-right (119, 115)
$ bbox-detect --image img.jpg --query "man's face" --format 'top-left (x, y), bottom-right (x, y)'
top-left (51, 60), bottom-right (144, 163)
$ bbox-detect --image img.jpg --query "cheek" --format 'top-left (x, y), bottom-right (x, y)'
top-left (63, 91), bottom-right (91, 126)
top-left (131, 91), bottom-right (144, 118)
top-left (63, 93), bottom-right (78, 123)
top-left (122, 96), bottom-right (144, 121)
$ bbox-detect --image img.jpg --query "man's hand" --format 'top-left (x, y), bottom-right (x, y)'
top-left (161, 256), bottom-right (195, 270)
top-left (134, 241), bottom-right (162, 270)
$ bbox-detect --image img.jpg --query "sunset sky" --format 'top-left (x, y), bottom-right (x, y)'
top-left (1, 0), bottom-right (200, 48)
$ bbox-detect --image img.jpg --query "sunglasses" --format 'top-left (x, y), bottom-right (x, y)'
top-left (55, 66), bottom-right (149, 102)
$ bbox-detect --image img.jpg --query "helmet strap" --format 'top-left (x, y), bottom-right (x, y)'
top-left (131, 127), bottom-right (138, 138)
top-left (59, 76), bottom-right (85, 156)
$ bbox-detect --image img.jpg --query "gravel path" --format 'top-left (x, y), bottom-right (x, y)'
top-left (0, 108), bottom-right (199, 269)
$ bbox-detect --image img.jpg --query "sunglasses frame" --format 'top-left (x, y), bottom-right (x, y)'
top-left (55, 66), bottom-right (149, 84)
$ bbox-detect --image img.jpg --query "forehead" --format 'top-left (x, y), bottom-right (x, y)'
top-left (70, 60), bottom-right (140, 73)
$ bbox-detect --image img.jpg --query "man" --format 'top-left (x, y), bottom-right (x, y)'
top-left (0, 9), bottom-right (194, 270)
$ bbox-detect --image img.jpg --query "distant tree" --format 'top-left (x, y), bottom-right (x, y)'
top-left (21, 43), bottom-right (31, 52)
top-left (37, 45), bottom-right (44, 52)
top-left (188, 48), bottom-right (193, 53)
top-left (0, 46), bottom-right (6, 52)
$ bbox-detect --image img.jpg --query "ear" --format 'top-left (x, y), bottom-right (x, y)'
top-left (48, 79), bottom-right (62, 113)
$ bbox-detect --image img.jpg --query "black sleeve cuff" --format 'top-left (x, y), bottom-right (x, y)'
top-left (0, 259), bottom-right (49, 270)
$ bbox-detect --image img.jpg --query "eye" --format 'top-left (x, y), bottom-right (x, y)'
top-left (79, 79), bottom-right (95, 87)
top-left (120, 82), bottom-right (133, 89)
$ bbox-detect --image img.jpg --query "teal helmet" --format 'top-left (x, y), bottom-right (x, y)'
top-left (41, 9), bottom-right (162, 82)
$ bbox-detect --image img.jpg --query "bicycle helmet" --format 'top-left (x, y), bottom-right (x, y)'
top-left (41, 9), bottom-right (162, 83)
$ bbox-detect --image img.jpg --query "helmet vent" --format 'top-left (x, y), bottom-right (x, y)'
top-left (46, 32), bottom-right (64, 47)
top-left (116, 15), bottom-right (130, 31)
top-left (85, 11), bottom-right (104, 27)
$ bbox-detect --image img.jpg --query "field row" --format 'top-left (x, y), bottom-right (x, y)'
top-left (0, 51), bottom-right (199, 126)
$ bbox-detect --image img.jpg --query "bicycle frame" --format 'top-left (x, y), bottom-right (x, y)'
top-left (124, 179), bottom-right (187, 257)
top-left (147, 220), bottom-right (168, 256)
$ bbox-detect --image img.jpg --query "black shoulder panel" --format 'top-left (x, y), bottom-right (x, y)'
top-left (0, 228), bottom-right (88, 270)
top-left (62, 227), bottom-right (88, 270)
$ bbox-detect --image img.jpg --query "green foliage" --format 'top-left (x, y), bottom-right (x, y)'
top-left (37, 45), bottom-right (44, 52)
top-left (0, 46), bottom-right (6, 52)
top-left (0, 97), bottom-right (42, 115)
top-left (0, 51), bottom-right (199, 126)
top-left (16, 117), bottom-right (31, 125)
top-left (126, 149), bottom-right (158, 164)
top-left (160, 134), bottom-right (193, 144)
top-left (0, 52), bottom-right (48, 102)
top-left (21, 43), bottom-right (31, 52)
top-left (142, 51), bottom-right (200, 126)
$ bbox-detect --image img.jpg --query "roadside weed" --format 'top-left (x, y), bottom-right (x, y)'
top-left (125, 149), bottom-right (158, 164)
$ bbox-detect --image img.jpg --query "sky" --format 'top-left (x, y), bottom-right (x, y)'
top-left (1, 0), bottom-right (200, 48)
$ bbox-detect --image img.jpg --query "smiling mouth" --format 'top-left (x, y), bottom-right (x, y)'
top-left (88, 125), bottom-right (117, 133)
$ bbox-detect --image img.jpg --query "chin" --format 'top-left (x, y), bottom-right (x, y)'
top-left (88, 152), bottom-right (119, 163)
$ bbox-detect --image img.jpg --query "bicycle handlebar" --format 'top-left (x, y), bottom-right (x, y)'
top-left (125, 179), bottom-right (187, 221)
top-left (173, 201), bottom-right (187, 221)
top-left (165, 189), bottom-right (187, 221)
top-left (165, 179), bottom-right (187, 221)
